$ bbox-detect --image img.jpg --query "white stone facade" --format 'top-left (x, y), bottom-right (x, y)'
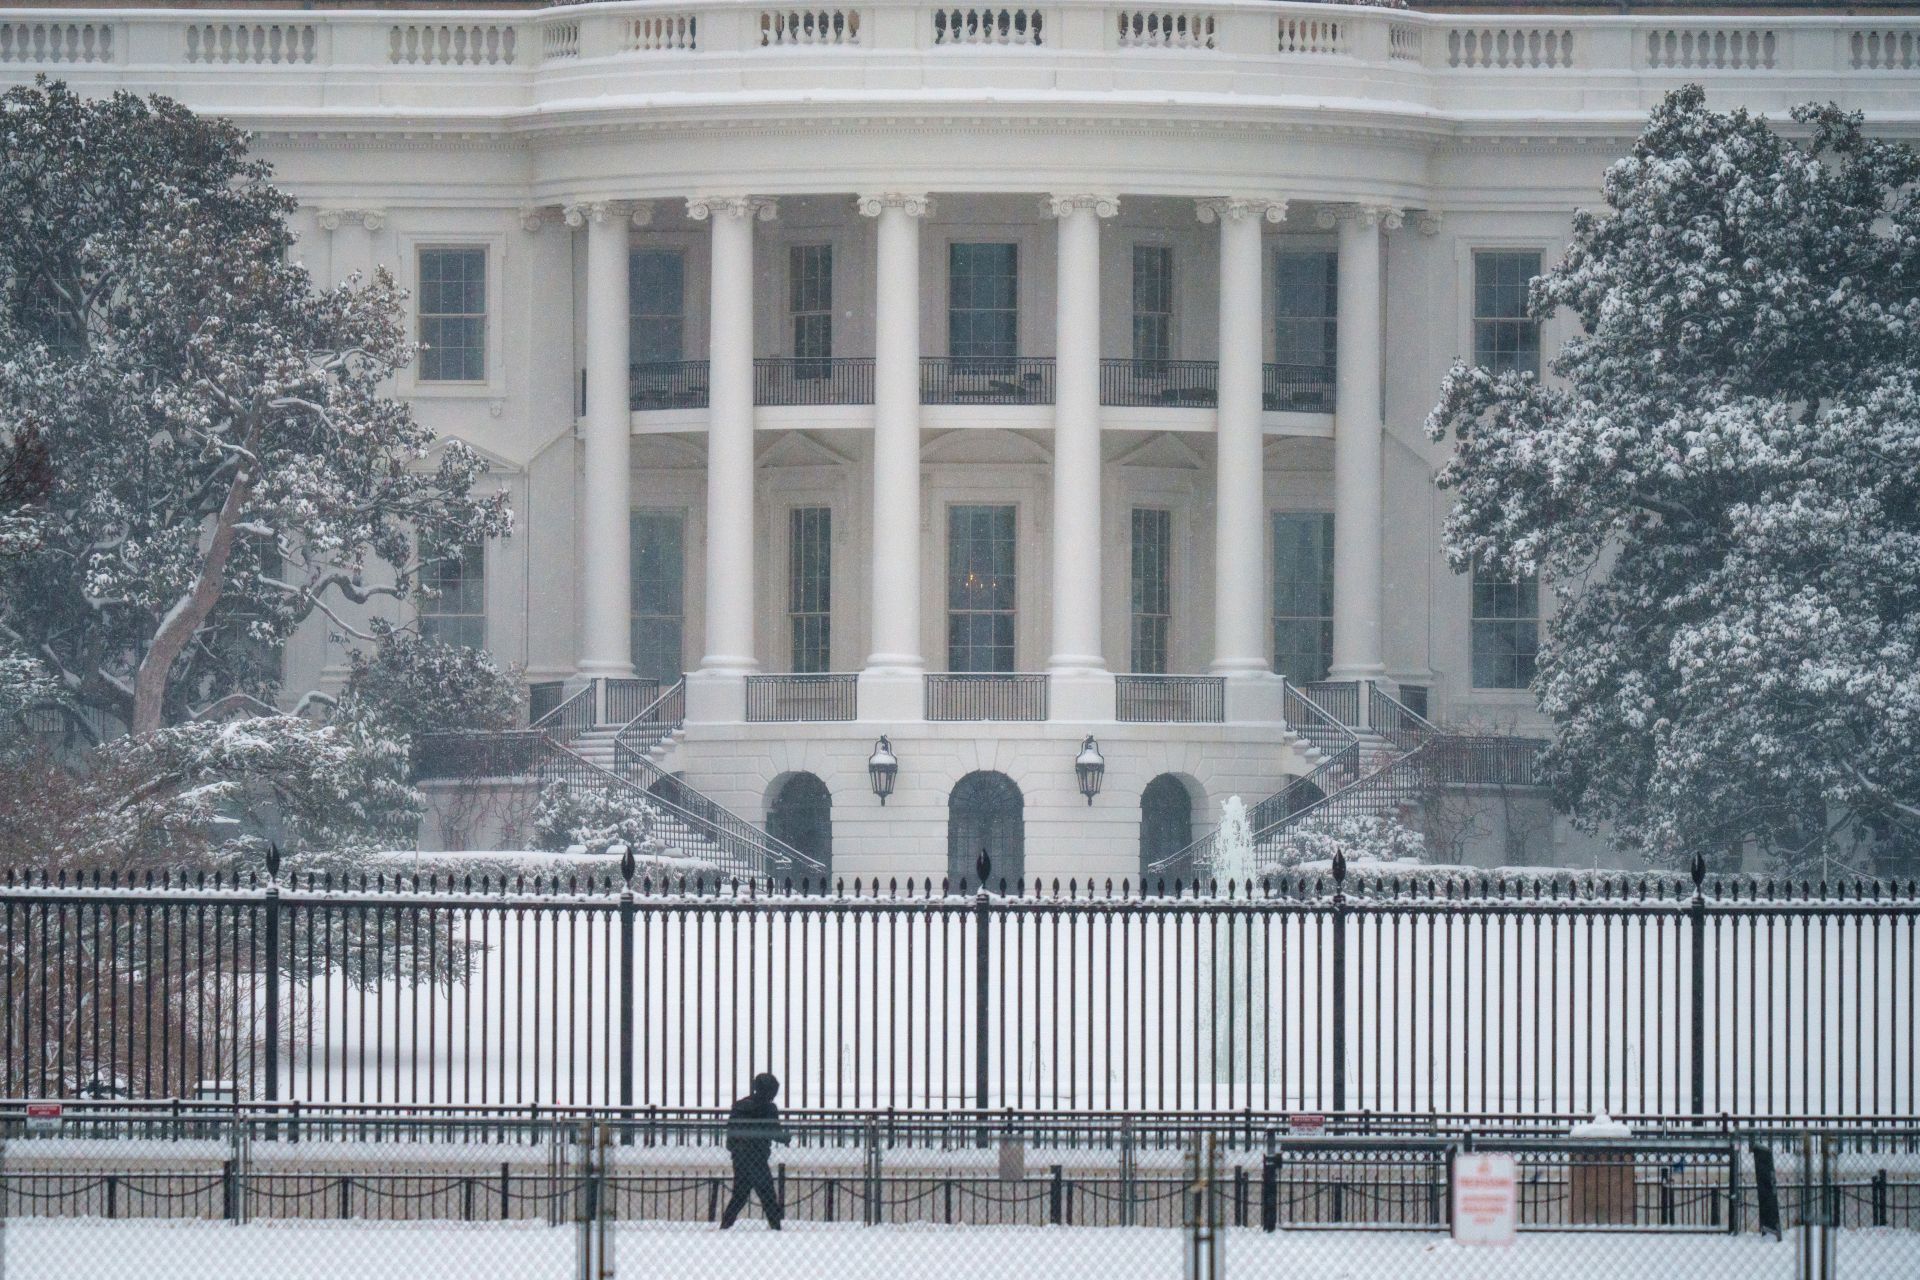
top-left (9, 2), bottom-right (1919, 880)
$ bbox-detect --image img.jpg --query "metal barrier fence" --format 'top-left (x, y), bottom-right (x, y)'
top-left (2, 1114), bottom-right (1914, 1279)
top-left (0, 860), bottom-right (1913, 1119)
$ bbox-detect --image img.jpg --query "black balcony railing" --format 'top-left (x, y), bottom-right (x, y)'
top-left (1116, 673), bottom-right (1226, 723)
top-left (1099, 358), bottom-right (1219, 408)
top-left (921, 356), bottom-right (1055, 405)
top-left (755, 357), bottom-right (876, 406)
top-left (1264, 362), bottom-right (1336, 413)
top-left (745, 672), bottom-right (859, 722)
top-left (925, 672), bottom-right (1049, 721)
top-left (629, 360), bottom-right (710, 410)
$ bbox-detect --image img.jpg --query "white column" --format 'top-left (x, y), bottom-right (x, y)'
top-left (565, 199), bottom-right (647, 679)
top-left (858, 194), bottom-right (931, 683)
top-left (688, 195), bottom-right (775, 683)
top-left (1044, 194), bottom-right (1118, 678)
top-left (1323, 204), bottom-right (1399, 680)
top-left (1198, 198), bottom-right (1287, 678)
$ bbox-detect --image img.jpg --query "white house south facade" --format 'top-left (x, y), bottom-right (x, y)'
top-left (7, 1), bottom-right (1918, 882)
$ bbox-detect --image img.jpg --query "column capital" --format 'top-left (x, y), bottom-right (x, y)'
top-left (686, 195), bottom-right (778, 223)
top-left (856, 192), bottom-right (935, 219)
top-left (562, 199), bottom-right (654, 229)
top-left (1315, 204), bottom-right (1405, 232)
top-left (1042, 193), bottom-right (1120, 219)
top-left (314, 208), bottom-right (386, 233)
top-left (1412, 209), bottom-right (1444, 237)
top-left (1194, 197), bottom-right (1288, 225)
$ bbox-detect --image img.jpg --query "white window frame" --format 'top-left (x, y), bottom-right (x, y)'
top-left (401, 231), bottom-right (507, 398)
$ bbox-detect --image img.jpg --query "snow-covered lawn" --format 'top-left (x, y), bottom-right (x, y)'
top-left (9, 1219), bottom-right (1914, 1280)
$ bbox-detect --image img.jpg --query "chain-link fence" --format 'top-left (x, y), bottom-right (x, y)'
top-left (1, 1114), bottom-right (1915, 1278)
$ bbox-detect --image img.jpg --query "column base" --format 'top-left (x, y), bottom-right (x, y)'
top-left (1046, 667), bottom-right (1116, 723)
top-left (1221, 669), bottom-right (1287, 725)
top-left (858, 667), bottom-right (926, 723)
top-left (684, 669), bottom-right (747, 724)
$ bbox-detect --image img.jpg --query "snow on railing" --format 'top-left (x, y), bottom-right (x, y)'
top-left (933, 7), bottom-right (1045, 47)
top-left (0, 19), bottom-right (111, 64)
top-left (761, 8), bottom-right (861, 46)
top-left (1115, 10), bottom-right (1215, 51)
top-left (1853, 28), bottom-right (1920, 70)
top-left (1447, 25), bottom-right (1574, 70)
top-left (185, 22), bottom-right (317, 66)
top-left (389, 22), bottom-right (518, 66)
top-left (1645, 27), bottom-right (1775, 71)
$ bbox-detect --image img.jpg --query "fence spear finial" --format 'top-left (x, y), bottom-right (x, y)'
top-left (1332, 847), bottom-right (1348, 886)
top-left (620, 843), bottom-right (636, 888)
top-left (265, 842), bottom-right (281, 885)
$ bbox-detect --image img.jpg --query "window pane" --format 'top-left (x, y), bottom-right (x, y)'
top-left (789, 244), bottom-right (833, 362)
top-left (948, 244), bottom-right (1018, 361)
top-left (1131, 245), bottom-right (1173, 363)
top-left (1130, 507), bottom-right (1172, 674)
top-left (417, 248), bottom-right (486, 382)
top-left (788, 506), bottom-right (832, 673)
top-left (630, 510), bottom-right (685, 682)
top-left (947, 505), bottom-right (1016, 672)
top-left (1473, 251), bottom-right (1542, 377)
top-left (1470, 557), bottom-right (1540, 689)
top-left (419, 541), bottom-right (486, 651)
top-left (1273, 250), bottom-right (1336, 369)
top-left (630, 249), bottom-right (686, 365)
top-left (1272, 513), bottom-right (1334, 684)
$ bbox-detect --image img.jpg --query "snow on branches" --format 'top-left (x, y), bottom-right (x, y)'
top-left (1427, 86), bottom-right (1920, 873)
top-left (0, 80), bottom-right (512, 737)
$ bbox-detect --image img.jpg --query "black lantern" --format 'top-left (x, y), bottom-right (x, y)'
top-left (1075, 734), bottom-right (1105, 805)
top-left (868, 735), bottom-right (899, 805)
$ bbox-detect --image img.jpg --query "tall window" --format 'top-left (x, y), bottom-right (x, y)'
top-left (417, 247), bottom-right (486, 382)
top-left (788, 507), bottom-right (832, 673)
top-left (1130, 508), bottom-right (1172, 674)
top-left (629, 510), bottom-right (685, 684)
top-left (1131, 245), bottom-right (1173, 364)
top-left (789, 244), bottom-right (833, 373)
top-left (947, 505), bottom-right (1016, 672)
top-left (1272, 513), bottom-right (1334, 685)
top-left (420, 542), bottom-right (485, 649)
top-left (629, 248), bottom-right (686, 365)
top-left (1473, 250), bottom-right (1543, 377)
top-left (948, 243), bottom-right (1018, 365)
top-left (1273, 249), bottom-right (1337, 370)
top-left (1470, 558), bottom-right (1540, 690)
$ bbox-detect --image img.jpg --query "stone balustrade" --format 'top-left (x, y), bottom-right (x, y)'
top-left (1, 2), bottom-right (1915, 118)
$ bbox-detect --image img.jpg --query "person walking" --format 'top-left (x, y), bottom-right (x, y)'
top-left (720, 1072), bottom-right (789, 1229)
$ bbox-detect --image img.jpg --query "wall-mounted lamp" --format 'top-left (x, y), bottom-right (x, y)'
top-left (1075, 734), bottom-right (1105, 805)
top-left (868, 735), bottom-right (899, 805)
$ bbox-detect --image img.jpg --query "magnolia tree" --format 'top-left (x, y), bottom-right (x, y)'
top-left (0, 81), bottom-right (511, 740)
top-left (1428, 86), bottom-right (1920, 873)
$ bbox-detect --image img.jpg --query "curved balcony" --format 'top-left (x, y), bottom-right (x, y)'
top-left (755, 356), bottom-right (875, 406)
top-left (1099, 358), bottom-right (1218, 409)
top-left (920, 357), bottom-right (1055, 406)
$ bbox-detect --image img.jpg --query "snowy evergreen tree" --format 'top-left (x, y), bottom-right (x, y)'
top-left (1428, 86), bottom-right (1920, 873)
top-left (0, 81), bottom-right (511, 738)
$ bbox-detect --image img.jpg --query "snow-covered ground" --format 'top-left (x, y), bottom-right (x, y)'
top-left (8, 1219), bottom-right (1915, 1280)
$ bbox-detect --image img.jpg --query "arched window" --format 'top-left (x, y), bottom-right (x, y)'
top-left (766, 772), bottom-right (832, 880)
top-left (948, 771), bottom-right (1024, 890)
top-left (1140, 774), bottom-right (1197, 882)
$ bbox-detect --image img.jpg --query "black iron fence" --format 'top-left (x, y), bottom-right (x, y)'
top-left (628, 360), bottom-right (710, 411)
top-left (925, 673), bottom-right (1050, 721)
top-left (1115, 674), bottom-right (1225, 724)
top-left (1263, 362), bottom-right (1336, 412)
top-left (753, 357), bottom-right (875, 406)
top-left (0, 859), bottom-right (1913, 1120)
top-left (920, 356), bottom-right (1055, 405)
top-left (1099, 359), bottom-right (1218, 408)
top-left (603, 678), bottom-right (662, 726)
top-left (745, 673), bottom-right (858, 723)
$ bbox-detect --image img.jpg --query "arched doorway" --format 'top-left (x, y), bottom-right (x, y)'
top-left (1140, 774), bottom-right (1196, 880)
top-left (948, 771), bottom-right (1024, 889)
top-left (766, 772), bottom-right (832, 879)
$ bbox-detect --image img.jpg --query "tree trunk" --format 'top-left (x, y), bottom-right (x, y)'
top-left (129, 468), bottom-right (253, 737)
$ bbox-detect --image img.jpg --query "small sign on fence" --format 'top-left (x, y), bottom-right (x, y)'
top-left (997, 1137), bottom-right (1026, 1182)
top-left (24, 1102), bottom-right (62, 1135)
top-left (1286, 1113), bottom-right (1325, 1134)
top-left (1451, 1152), bottom-right (1517, 1246)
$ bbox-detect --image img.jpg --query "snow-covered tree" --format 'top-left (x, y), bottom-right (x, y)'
top-left (1427, 86), bottom-right (1920, 873)
top-left (530, 780), bottom-right (661, 859)
top-left (0, 80), bottom-right (511, 738)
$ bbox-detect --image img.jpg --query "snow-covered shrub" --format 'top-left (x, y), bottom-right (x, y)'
top-left (530, 780), bottom-right (660, 858)
top-left (1428, 86), bottom-right (1920, 874)
top-left (337, 623), bottom-right (522, 741)
top-left (1271, 814), bottom-right (1426, 869)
